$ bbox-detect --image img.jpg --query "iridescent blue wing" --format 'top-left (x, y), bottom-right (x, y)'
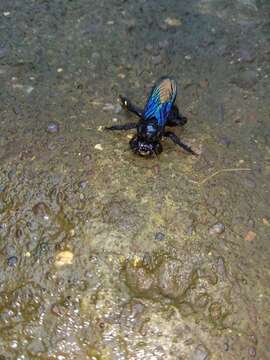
top-left (143, 77), bottom-right (177, 127)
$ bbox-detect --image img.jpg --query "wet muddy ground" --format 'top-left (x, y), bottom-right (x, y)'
top-left (1, 0), bottom-right (270, 359)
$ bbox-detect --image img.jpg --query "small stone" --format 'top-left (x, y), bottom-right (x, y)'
top-left (155, 232), bottom-right (165, 241)
top-left (199, 79), bottom-right (209, 89)
top-left (158, 39), bottom-right (170, 49)
top-left (55, 250), bottom-right (74, 267)
top-left (83, 154), bottom-right (92, 164)
top-left (7, 256), bottom-right (18, 267)
top-left (152, 55), bottom-right (162, 65)
top-left (25, 85), bottom-right (34, 94)
top-left (237, 49), bottom-right (256, 63)
top-left (47, 122), bottom-right (60, 133)
top-left (79, 180), bottom-right (88, 189)
top-left (244, 230), bottom-right (256, 241)
top-left (51, 303), bottom-right (64, 317)
top-left (216, 256), bottom-right (226, 277)
top-left (248, 346), bottom-right (256, 357)
top-left (94, 144), bottom-right (103, 151)
top-left (262, 217), bottom-right (270, 226)
top-left (209, 223), bottom-right (225, 235)
top-left (32, 202), bottom-right (50, 219)
top-left (192, 344), bottom-right (209, 360)
top-left (164, 17), bottom-right (182, 27)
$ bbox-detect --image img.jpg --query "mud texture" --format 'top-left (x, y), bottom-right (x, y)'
top-left (0, 0), bottom-right (270, 359)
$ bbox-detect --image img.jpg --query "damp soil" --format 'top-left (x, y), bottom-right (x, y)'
top-left (0, 0), bottom-right (270, 359)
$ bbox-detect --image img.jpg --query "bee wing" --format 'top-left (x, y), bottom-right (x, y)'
top-left (143, 77), bottom-right (177, 127)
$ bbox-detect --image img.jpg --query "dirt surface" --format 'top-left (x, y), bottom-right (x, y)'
top-left (0, 0), bottom-right (270, 359)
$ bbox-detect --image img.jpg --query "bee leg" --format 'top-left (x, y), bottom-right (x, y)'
top-left (164, 131), bottom-right (198, 156)
top-left (167, 105), bottom-right (187, 127)
top-left (105, 123), bottom-right (137, 131)
top-left (119, 95), bottom-right (143, 118)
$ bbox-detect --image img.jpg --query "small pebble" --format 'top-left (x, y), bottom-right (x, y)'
top-left (193, 344), bottom-right (209, 360)
top-left (199, 79), bottom-right (209, 89)
top-left (55, 251), bottom-right (74, 267)
top-left (155, 232), bottom-right (165, 241)
top-left (237, 49), bottom-right (256, 63)
top-left (47, 122), bottom-right (60, 133)
top-left (51, 303), bottom-right (64, 317)
top-left (209, 223), bottom-right (225, 235)
top-left (262, 217), bottom-right (270, 226)
top-left (216, 256), bottom-right (226, 277)
top-left (164, 17), bottom-right (182, 27)
top-left (248, 346), bottom-right (256, 357)
top-left (79, 180), bottom-right (88, 189)
top-left (244, 230), bottom-right (256, 242)
top-left (94, 144), bottom-right (103, 151)
top-left (32, 202), bottom-right (50, 219)
top-left (7, 256), bottom-right (18, 267)
top-left (152, 55), bottom-right (162, 65)
top-left (83, 154), bottom-right (92, 164)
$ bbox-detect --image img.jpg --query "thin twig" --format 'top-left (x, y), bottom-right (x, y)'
top-left (189, 168), bottom-right (251, 185)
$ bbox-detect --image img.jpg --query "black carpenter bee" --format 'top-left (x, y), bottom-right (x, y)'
top-left (106, 76), bottom-right (197, 157)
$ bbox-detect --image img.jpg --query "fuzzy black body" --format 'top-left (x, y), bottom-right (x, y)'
top-left (106, 77), bottom-right (197, 157)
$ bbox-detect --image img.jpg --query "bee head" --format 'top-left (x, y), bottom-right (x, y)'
top-left (129, 136), bottom-right (163, 156)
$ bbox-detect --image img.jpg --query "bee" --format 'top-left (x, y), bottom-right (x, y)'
top-left (106, 76), bottom-right (197, 157)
